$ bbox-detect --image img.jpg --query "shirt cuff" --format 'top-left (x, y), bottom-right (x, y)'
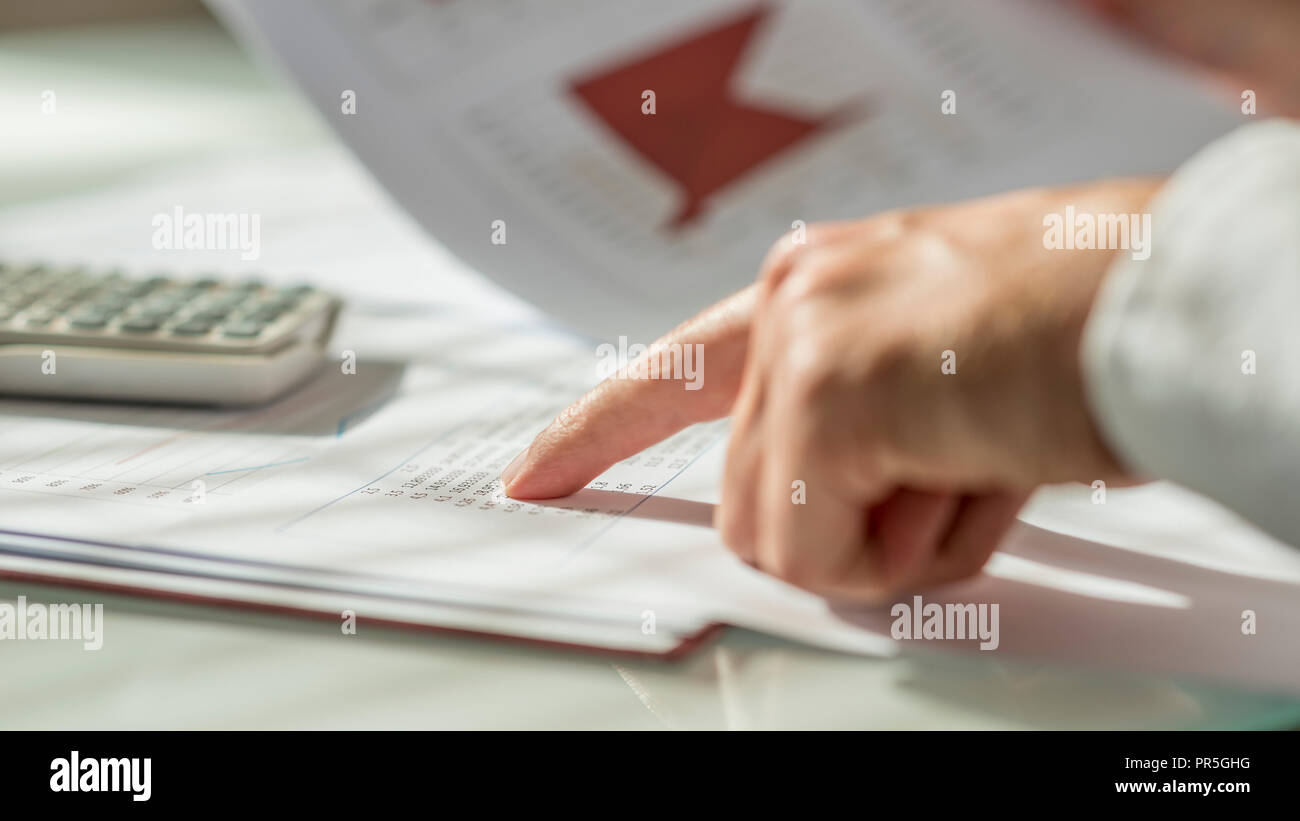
top-left (1081, 119), bottom-right (1300, 545)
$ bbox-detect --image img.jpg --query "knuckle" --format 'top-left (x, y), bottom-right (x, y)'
top-left (763, 271), bottom-right (844, 342)
top-left (758, 223), bottom-right (845, 289)
top-left (763, 273), bottom-right (811, 321)
top-left (758, 233), bottom-right (807, 287)
top-left (786, 250), bottom-right (861, 297)
top-left (775, 321), bottom-right (849, 409)
top-left (783, 341), bottom-right (838, 406)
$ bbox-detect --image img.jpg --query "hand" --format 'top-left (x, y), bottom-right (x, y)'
top-left (502, 180), bottom-right (1158, 600)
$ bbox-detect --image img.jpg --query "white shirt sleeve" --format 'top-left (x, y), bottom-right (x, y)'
top-left (1081, 119), bottom-right (1300, 546)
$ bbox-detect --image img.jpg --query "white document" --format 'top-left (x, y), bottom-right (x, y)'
top-left (210, 0), bottom-right (1240, 340)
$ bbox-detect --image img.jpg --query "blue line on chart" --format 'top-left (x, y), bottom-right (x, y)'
top-left (336, 398), bottom-right (391, 438)
top-left (205, 457), bottom-right (310, 476)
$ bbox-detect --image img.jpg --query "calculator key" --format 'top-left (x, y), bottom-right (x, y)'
top-left (69, 311), bottom-right (110, 329)
top-left (202, 295), bottom-right (244, 311)
top-left (90, 296), bottom-right (131, 313)
top-left (141, 295), bottom-right (184, 311)
top-left (245, 305), bottom-right (284, 322)
top-left (269, 288), bottom-right (306, 305)
top-left (120, 317), bottom-right (162, 333)
top-left (111, 280), bottom-right (156, 298)
top-left (214, 292), bottom-right (251, 308)
top-left (221, 320), bottom-right (264, 338)
top-left (171, 319), bottom-right (215, 336)
top-left (25, 312), bottom-right (57, 327)
top-left (135, 309), bottom-right (177, 323)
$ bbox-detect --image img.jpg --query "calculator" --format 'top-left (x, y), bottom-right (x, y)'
top-left (0, 263), bottom-right (342, 405)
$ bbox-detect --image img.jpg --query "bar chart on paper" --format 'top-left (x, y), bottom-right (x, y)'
top-left (214, 0), bottom-right (1237, 341)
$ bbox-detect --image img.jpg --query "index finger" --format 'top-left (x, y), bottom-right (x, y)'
top-left (501, 284), bottom-right (757, 499)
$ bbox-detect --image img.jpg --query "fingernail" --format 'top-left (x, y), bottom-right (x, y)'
top-left (500, 447), bottom-right (529, 489)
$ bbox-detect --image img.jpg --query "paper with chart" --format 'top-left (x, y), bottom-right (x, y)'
top-left (0, 309), bottom-right (742, 654)
top-left (211, 0), bottom-right (1239, 340)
